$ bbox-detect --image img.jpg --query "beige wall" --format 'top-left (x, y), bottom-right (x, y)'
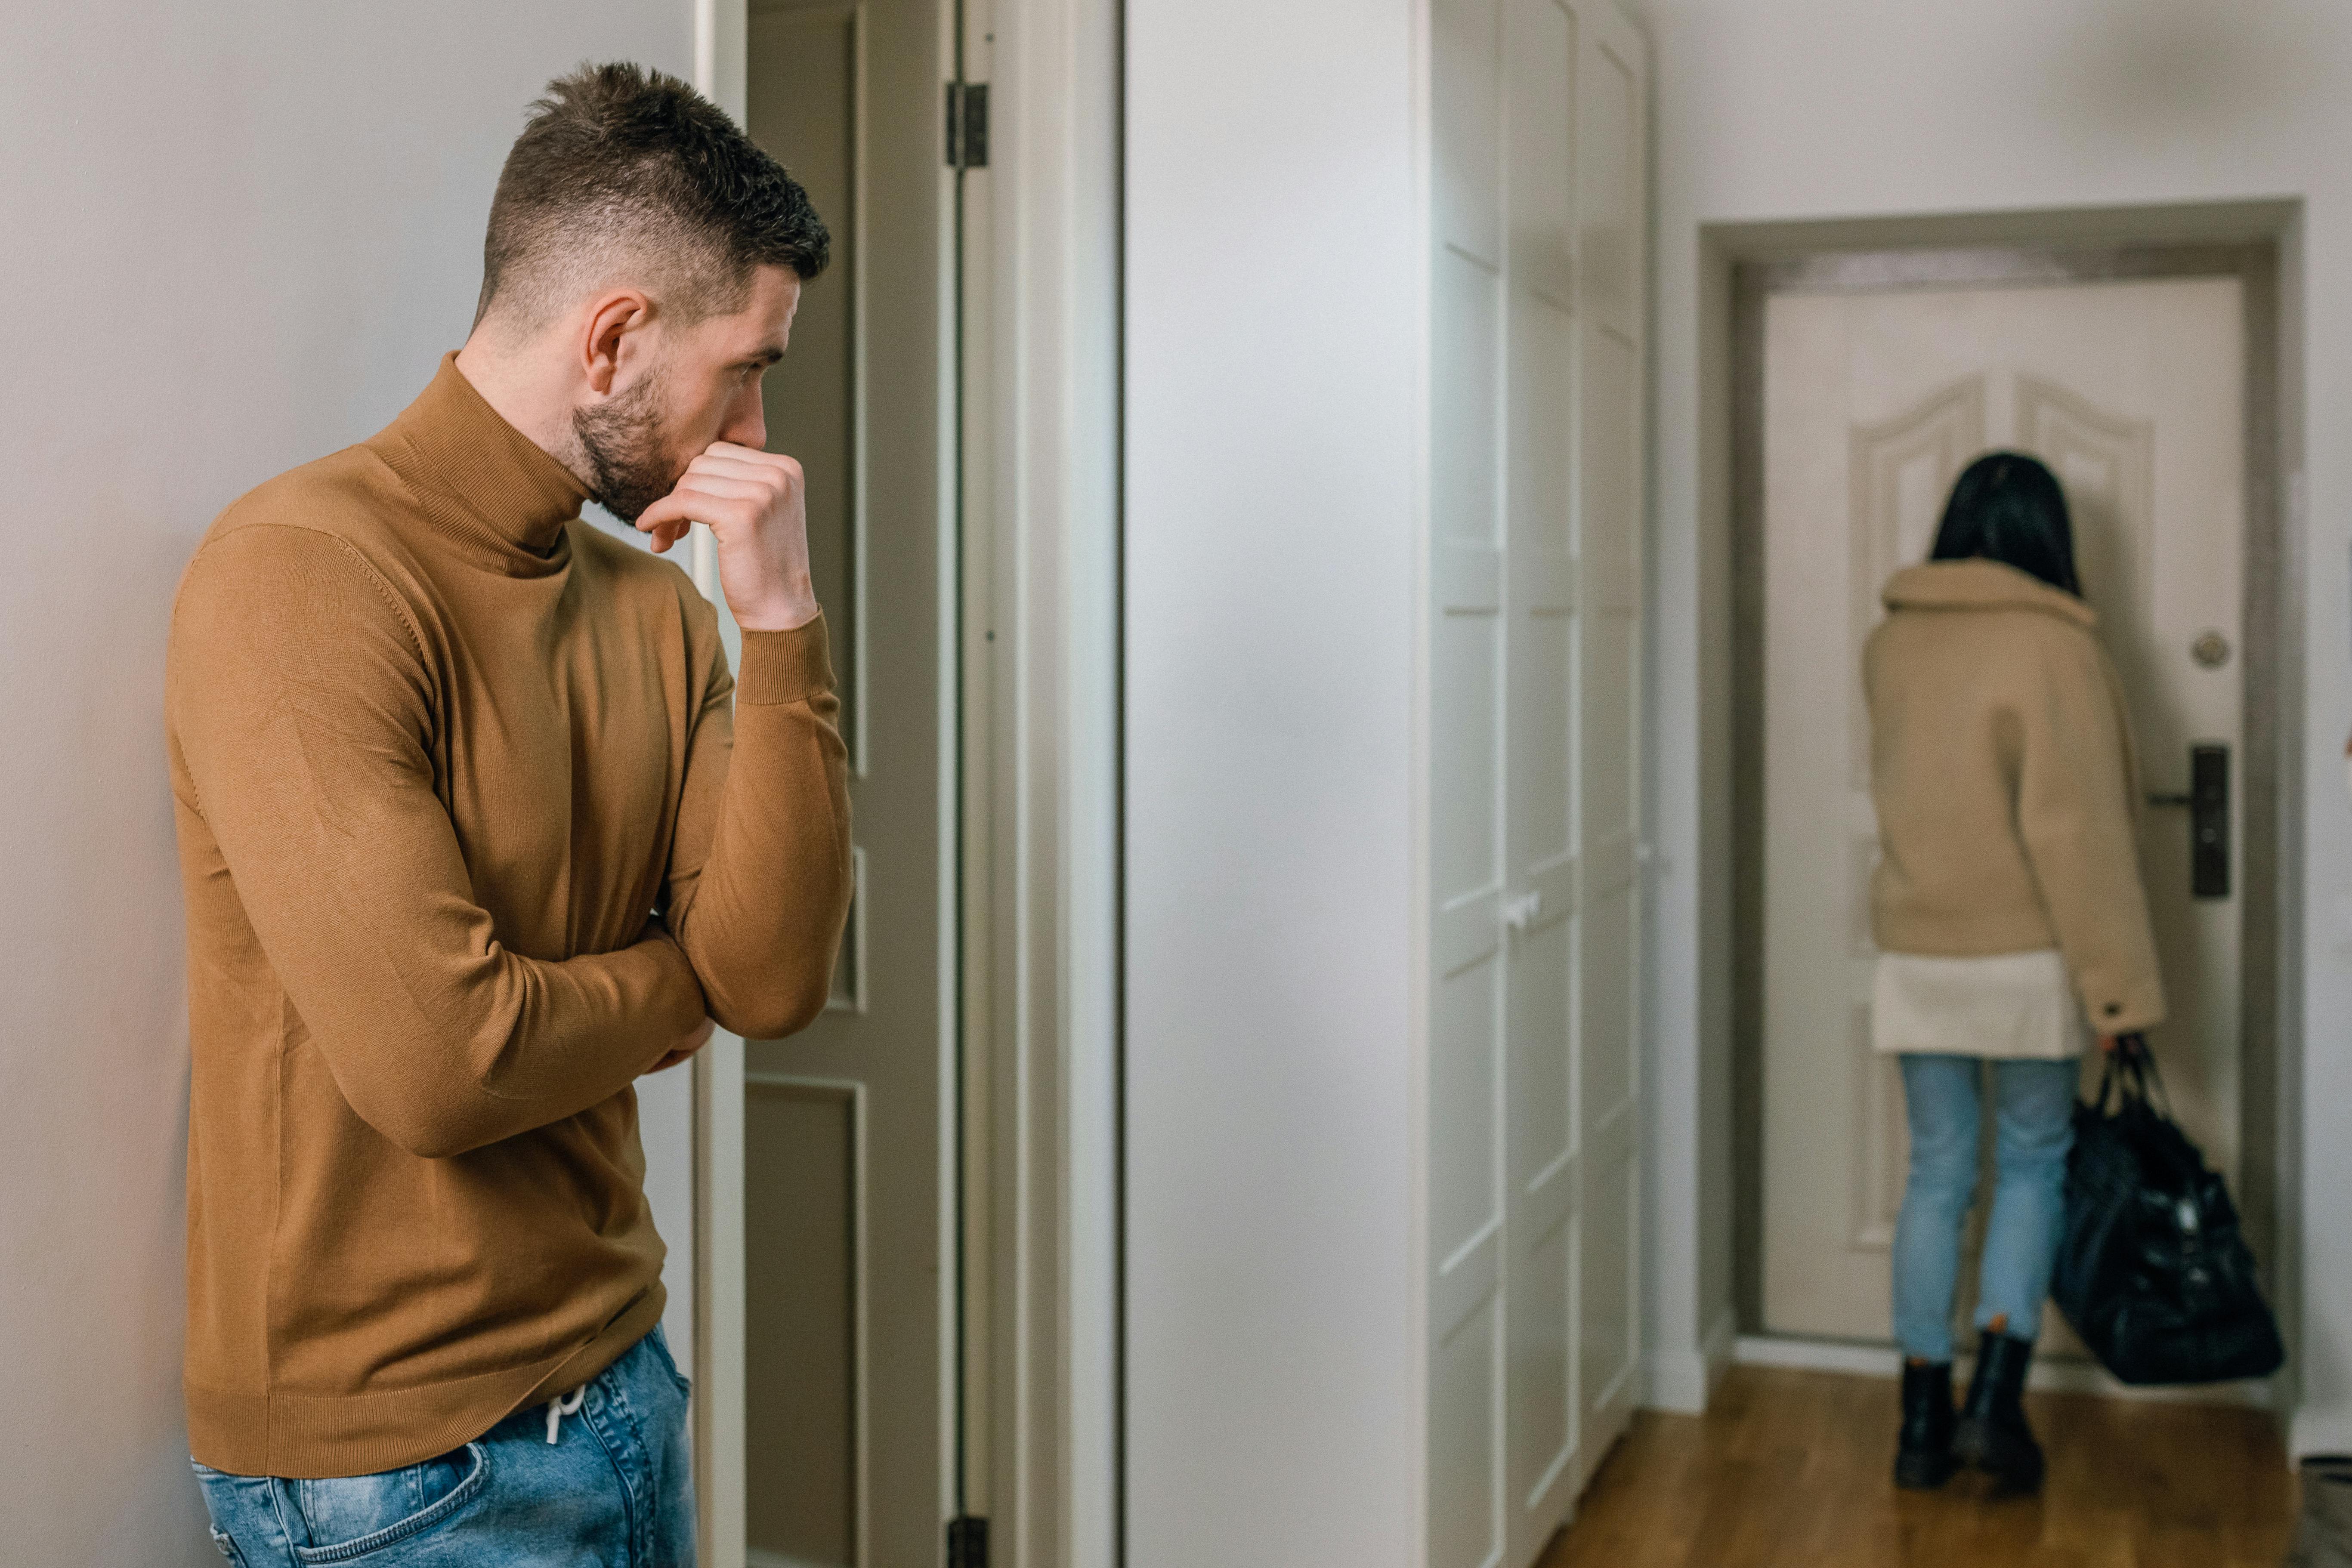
top-left (1635, 0), bottom-right (2352, 1445)
top-left (0, 6), bottom-right (690, 1559)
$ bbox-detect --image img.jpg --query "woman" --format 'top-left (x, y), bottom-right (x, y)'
top-left (1864, 451), bottom-right (2165, 1494)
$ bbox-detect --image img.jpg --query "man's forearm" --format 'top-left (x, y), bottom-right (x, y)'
top-left (670, 620), bottom-right (853, 1040)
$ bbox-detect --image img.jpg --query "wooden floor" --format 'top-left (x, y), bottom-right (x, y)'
top-left (1539, 1366), bottom-right (2295, 1568)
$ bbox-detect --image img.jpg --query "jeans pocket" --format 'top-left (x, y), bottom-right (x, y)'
top-left (284, 1442), bottom-right (490, 1564)
top-left (649, 1324), bottom-right (694, 1399)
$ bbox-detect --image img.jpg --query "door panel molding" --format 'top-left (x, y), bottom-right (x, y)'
top-left (1844, 376), bottom-right (1985, 790)
top-left (745, 1075), bottom-right (870, 1565)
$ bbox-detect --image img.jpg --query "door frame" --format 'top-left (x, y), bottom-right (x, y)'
top-left (965, 0), bottom-right (1125, 1563)
top-left (690, 2), bottom-right (1125, 1565)
top-left (1725, 235), bottom-right (2292, 1399)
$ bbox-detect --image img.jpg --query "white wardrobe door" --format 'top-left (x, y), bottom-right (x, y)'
top-left (1428, 1), bottom-right (1647, 1564)
top-left (1430, 2), bottom-right (1510, 1565)
top-left (1499, 0), bottom-right (1580, 1560)
top-left (1569, 0), bottom-right (1647, 1496)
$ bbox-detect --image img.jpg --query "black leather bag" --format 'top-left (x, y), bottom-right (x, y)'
top-left (2050, 1034), bottom-right (2284, 1385)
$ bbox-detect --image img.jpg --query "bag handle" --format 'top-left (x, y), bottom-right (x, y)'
top-left (2093, 1031), bottom-right (2173, 1119)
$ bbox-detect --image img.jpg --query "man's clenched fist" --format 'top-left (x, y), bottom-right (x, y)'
top-left (635, 442), bottom-right (822, 631)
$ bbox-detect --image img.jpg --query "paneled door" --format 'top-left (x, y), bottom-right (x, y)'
top-left (1427, 3), bottom-right (1647, 1565)
top-left (1758, 274), bottom-right (2250, 1350)
top-left (739, 4), bottom-right (955, 1567)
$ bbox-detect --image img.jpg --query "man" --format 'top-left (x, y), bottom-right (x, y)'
top-left (166, 63), bottom-right (850, 1566)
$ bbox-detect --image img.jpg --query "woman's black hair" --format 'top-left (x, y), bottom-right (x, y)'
top-left (1928, 450), bottom-right (2082, 597)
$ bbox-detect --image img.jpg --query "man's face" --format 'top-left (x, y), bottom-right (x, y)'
top-left (573, 265), bottom-right (802, 523)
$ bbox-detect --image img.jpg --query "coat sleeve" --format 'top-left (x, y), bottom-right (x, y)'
top-left (2010, 629), bottom-right (2167, 1033)
top-left (168, 524), bottom-right (709, 1157)
top-left (661, 599), bottom-right (853, 1040)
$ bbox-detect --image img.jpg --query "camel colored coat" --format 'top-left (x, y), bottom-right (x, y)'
top-left (1863, 559), bottom-right (2167, 1035)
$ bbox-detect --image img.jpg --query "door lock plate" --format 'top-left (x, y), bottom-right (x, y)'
top-left (2149, 743), bottom-right (2230, 899)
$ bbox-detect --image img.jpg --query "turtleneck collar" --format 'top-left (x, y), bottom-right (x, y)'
top-left (366, 353), bottom-right (590, 574)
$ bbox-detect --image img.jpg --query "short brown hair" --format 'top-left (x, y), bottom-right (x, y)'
top-left (475, 62), bottom-right (829, 331)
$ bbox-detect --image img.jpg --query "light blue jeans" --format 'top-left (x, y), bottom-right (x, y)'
top-left (1891, 1054), bottom-right (2078, 1363)
top-left (192, 1327), bottom-right (693, 1568)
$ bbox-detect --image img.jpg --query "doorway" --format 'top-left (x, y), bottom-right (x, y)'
top-left (680, 3), bottom-right (1124, 1564)
top-left (1730, 242), bottom-right (2285, 1380)
top-left (736, 3), bottom-right (967, 1566)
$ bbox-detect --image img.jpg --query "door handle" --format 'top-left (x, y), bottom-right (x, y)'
top-left (1502, 891), bottom-right (1544, 933)
top-left (2146, 742), bottom-right (2229, 899)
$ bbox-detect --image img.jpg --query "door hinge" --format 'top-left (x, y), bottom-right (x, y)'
top-left (946, 80), bottom-right (990, 170)
top-left (947, 1515), bottom-right (990, 1568)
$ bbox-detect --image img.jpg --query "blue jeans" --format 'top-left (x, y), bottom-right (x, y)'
top-left (192, 1327), bottom-right (694, 1568)
top-left (1891, 1054), bottom-right (2078, 1362)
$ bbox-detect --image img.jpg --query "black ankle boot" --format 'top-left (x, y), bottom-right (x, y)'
top-left (1895, 1360), bottom-right (1957, 1489)
top-left (1954, 1331), bottom-right (2044, 1492)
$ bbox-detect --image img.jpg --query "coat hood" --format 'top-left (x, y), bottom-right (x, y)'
top-left (1881, 558), bottom-right (2097, 628)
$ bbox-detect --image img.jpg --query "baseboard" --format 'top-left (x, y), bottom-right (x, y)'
top-left (1705, 1306), bottom-right (1737, 1387)
top-left (1736, 1333), bottom-right (1903, 1379)
top-left (1645, 1307), bottom-right (1740, 1414)
top-left (1644, 1348), bottom-right (1709, 1414)
top-left (1734, 1333), bottom-right (2276, 1410)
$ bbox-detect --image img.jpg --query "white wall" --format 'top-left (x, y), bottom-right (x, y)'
top-left (1634, 0), bottom-right (2352, 1447)
top-left (0, 6), bottom-right (692, 1560)
top-left (1123, 0), bottom-right (1425, 1562)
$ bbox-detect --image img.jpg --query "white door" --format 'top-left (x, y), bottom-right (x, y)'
top-left (738, 4), bottom-right (958, 1566)
top-left (1427, 3), bottom-right (1646, 1564)
top-left (1758, 275), bottom-right (2247, 1349)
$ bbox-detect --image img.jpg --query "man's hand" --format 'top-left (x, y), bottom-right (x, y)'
top-left (634, 443), bottom-right (822, 631)
top-left (647, 1016), bottom-right (716, 1075)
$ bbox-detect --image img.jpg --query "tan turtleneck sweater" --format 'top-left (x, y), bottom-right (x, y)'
top-left (166, 355), bottom-right (851, 1478)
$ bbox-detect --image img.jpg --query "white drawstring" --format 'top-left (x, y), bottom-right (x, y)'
top-left (544, 1387), bottom-right (585, 1445)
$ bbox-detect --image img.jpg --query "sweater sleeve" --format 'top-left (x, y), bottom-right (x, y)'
top-left (661, 602), bottom-right (853, 1040)
top-left (168, 525), bottom-right (708, 1157)
top-left (2011, 632), bottom-right (2168, 1033)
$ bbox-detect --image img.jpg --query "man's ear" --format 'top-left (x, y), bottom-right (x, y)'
top-left (580, 290), bottom-right (655, 397)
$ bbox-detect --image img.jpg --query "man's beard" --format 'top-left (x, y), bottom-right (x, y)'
top-left (572, 368), bottom-right (679, 525)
